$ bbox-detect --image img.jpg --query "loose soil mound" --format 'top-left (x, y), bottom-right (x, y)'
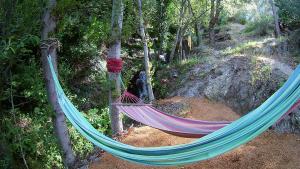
top-left (90, 97), bottom-right (300, 169)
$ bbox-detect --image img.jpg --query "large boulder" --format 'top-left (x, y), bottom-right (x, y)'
top-left (203, 57), bottom-right (288, 114)
top-left (170, 56), bottom-right (300, 133)
top-left (172, 57), bottom-right (288, 114)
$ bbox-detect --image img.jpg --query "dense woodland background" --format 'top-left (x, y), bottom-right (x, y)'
top-left (0, 0), bottom-right (300, 168)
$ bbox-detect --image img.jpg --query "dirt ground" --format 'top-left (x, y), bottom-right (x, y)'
top-left (90, 97), bottom-right (300, 169)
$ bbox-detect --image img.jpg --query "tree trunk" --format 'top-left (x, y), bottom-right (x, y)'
top-left (187, 0), bottom-right (202, 47)
top-left (157, 0), bottom-right (164, 57)
top-left (214, 0), bottom-right (222, 25)
top-left (108, 0), bottom-right (124, 135)
top-left (40, 0), bottom-right (75, 168)
top-left (170, 28), bottom-right (181, 62)
top-left (137, 0), bottom-right (155, 102)
top-left (179, 36), bottom-right (183, 61)
top-left (269, 0), bottom-right (281, 38)
top-left (195, 23), bottom-right (202, 47)
top-left (208, 0), bottom-right (216, 44)
top-left (209, 0), bottom-right (222, 45)
top-left (169, 0), bottom-right (186, 62)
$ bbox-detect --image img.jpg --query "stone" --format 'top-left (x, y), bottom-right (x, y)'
top-left (169, 55), bottom-right (300, 134)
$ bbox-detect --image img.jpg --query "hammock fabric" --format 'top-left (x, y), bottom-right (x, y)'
top-left (113, 91), bottom-right (230, 138)
top-left (48, 56), bottom-right (300, 166)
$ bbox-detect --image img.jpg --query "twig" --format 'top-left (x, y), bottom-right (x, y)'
top-left (14, 101), bottom-right (31, 107)
top-left (9, 70), bottom-right (29, 169)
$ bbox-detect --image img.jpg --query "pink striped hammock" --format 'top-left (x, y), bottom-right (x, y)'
top-left (113, 92), bottom-right (230, 138)
top-left (113, 91), bottom-right (300, 138)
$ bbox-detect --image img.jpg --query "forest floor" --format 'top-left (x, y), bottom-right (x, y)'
top-left (90, 97), bottom-right (300, 169)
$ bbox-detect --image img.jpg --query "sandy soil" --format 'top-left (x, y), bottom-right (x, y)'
top-left (90, 97), bottom-right (300, 169)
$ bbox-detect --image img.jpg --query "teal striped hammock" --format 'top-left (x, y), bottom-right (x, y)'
top-left (48, 56), bottom-right (300, 166)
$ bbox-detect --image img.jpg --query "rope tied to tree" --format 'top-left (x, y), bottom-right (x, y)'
top-left (106, 58), bottom-right (123, 73)
top-left (40, 38), bottom-right (62, 53)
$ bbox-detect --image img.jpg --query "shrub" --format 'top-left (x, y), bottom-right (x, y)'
top-left (244, 16), bottom-right (273, 36)
top-left (231, 10), bottom-right (248, 25)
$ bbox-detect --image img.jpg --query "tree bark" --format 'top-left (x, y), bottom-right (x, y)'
top-left (187, 0), bottom-right (202, 47)
top-left (169, 0), bottom-right (186, 62)
top-left (108, 0), bottom-right (124, 135)
top-left (137, 0), bottom-right (155, 102)
top-left (179, 36), bottom-right (183, 61)
top-left (208, 0), bottom-right (222, 45)
top-left (269, 0), bottom-right (281, 38)
top-left (208, 0), bottom-right (216, 44)
top-left (156, 0), bottom-right (169, 58)
top-left (214, 0), bottom-right (222, 25)
top-left (40, 0), bottom-right (75, 168)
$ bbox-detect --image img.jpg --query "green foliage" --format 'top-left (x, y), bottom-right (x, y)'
top-left (0, 0), bottom-right (114, 168)
top-left (0, 103), bottom-right (64, 168)
top-left (231, 10), bottom-right (248, 25)
top-left (250, 59), bottom-right (272, 86)
top-left (275, 0), bottom-right (300, 28)
top-left (0, 0), bottom-right (45, 37)
top-left (244, 16), bottom-right (273, 36)
top-left (2, 0), bottom-right (300, 168)
top-left (86, 108), bottom-right (111, 134)
top-left (69, 107), bottom-right (111, 158)
top-left (153, 56), bottom-right (208, 98)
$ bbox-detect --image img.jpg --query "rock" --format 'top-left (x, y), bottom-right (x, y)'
top-left (274, 107), bottom-right (300, 134)
top-left (168, 54), bottom-right (300, 134)
top-left (171, 57), bottom-right (289, 114)
top-left (153, 101), bottom-right (189, 116)
top-left (171, 64), bottom-right (213, 97)
top-left (172, 71), bottom-right (178, 78)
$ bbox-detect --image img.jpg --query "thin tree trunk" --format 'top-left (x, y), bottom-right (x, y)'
top-left (157, 0), bottom-right (165, 57)
top-left (170, 28), bottom-right (181, 62)
top-left (179, 37), bottom-right (183, 61)
top-left (108, 0), bottom-right (124, 134)
top-left (187, 0), bottom-right (202, 47)
top-left (269, 0), bottom-right (281, 38)
top-left (169, 0), bottom-right (186, 62)
top-left (209, 0), bottom-right (216, 44)
top-left (209, 0), bottom-right (222, 45)
top-left (214, 0), bottom-right (222, 25)
top-left (137, 0), bottom-right (155, 102)
top-left (40, 0), bottom-right (75, 168)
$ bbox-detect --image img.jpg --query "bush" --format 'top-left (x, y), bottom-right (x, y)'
top-left (244, 16), bottom-right (273, 36)
top-left (231, 10), bottom-right (248, 25)
top-left (276, 0), bottom-right (300, 29)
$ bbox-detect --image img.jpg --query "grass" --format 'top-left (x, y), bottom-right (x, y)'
top-left (175, 56), bottom-right (209, 69)
top-left (223, 40), bottom-right (261, 55)
top-left (222, 37), bottom-right (277, 56)
top-left (244, 16), bottom-right (273, 36)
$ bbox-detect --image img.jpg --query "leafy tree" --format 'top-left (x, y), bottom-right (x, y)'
top-left (275, 0), bottom-right (300, 29)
